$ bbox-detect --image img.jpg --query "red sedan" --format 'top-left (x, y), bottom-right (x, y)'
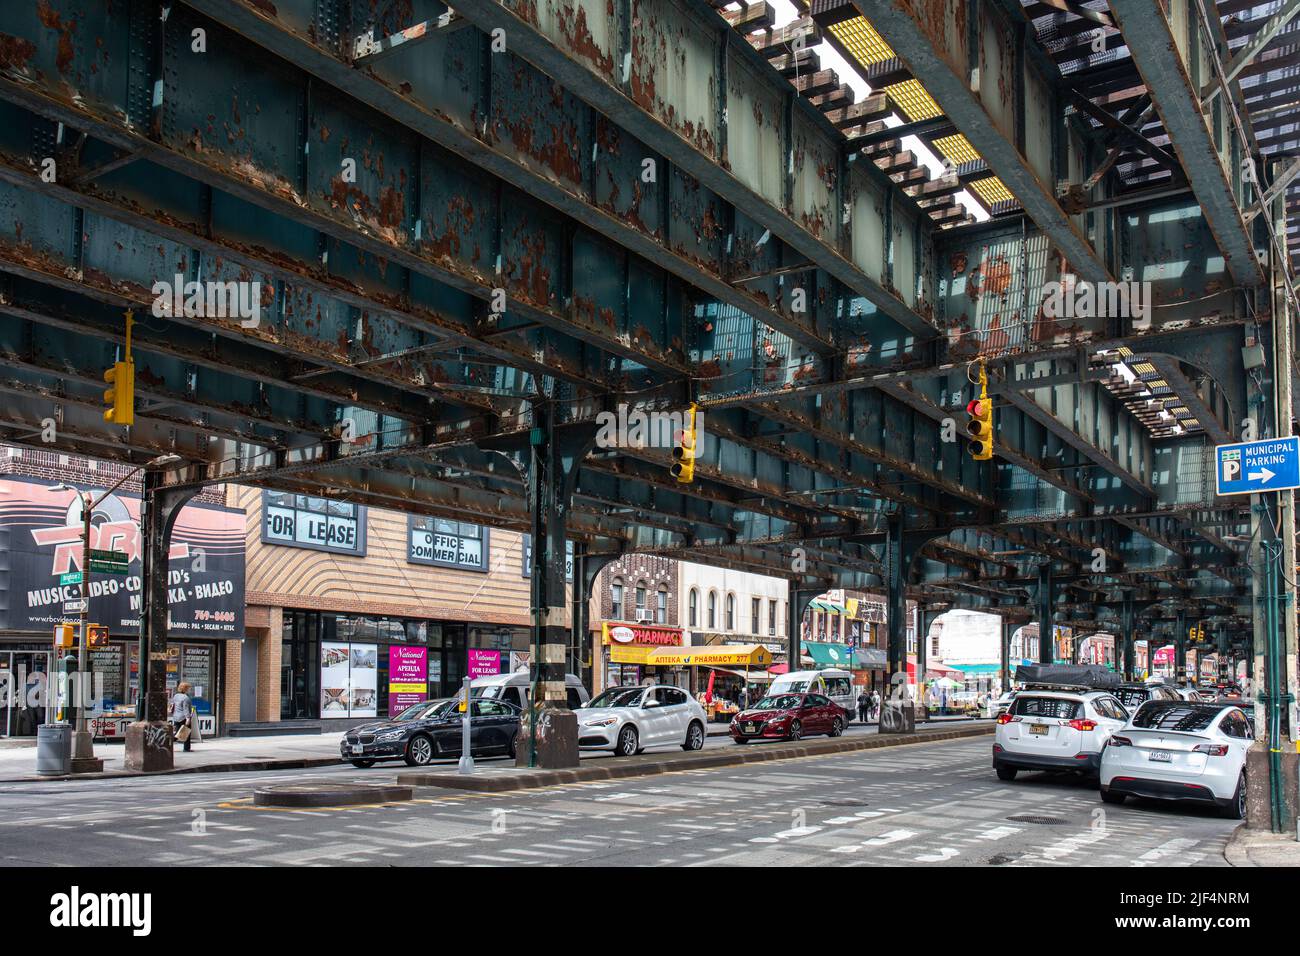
top-left (730, 692), bottom-right (846, 743)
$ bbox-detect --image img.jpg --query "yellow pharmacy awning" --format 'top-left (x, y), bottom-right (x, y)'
top-left (649, 645), bottom-right (772, 667)
top-left (608, 645), bottom-right (656, 665)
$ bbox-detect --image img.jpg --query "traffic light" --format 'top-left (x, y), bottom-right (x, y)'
top-left (103, 310), bottom-right (135, 426)
top-left (966, 363), bottom-right (993, 460)
top-left (670, 403), bottom-right (698, 483)
top-left (53, 623), bottom-right (74, 648)
top-left (86, 624), bottom-right (109, 649)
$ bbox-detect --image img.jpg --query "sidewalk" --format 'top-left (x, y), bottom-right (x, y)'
top-left (1224, 825), bottom-right (1300, 866)
top-left (0, 733), bottom-right (349, 783)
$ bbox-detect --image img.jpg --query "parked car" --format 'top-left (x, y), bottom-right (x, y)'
top-left (731, 692), bottom-right (847, 743)
top-left (991, 690), bottom-right (1018, 717)
top-left (1114, 682), bottom-right (1181, 711)
top-left (994, 689), bottom-right (1130, 779)
top-left (340, 697), bottom-right (522, 767)
top-left (1100, 700), bottom-right (1251, 819)
top-left (576, 685), bottom-right (707, 756)
top-left (471, 670), bottom-right (589, 710)
top-left (768, 669), bottom-right (856, 722)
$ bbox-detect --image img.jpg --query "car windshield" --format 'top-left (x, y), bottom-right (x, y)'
top-left (586, 687), bottom-right (646, 709)
top-left (781, 680), bottom-right (810, 692)
top-left (1132, 701), bottom-right (1226, 732)
top-left (470, 685), bottom-right (499, 699)
top-left (1115, 688), bottom-right (1150, 707)
top-left (751, 694), bottom-right (803, 710)
top-left (1010, 696), bottom-right (1081, 720)
top-left (394, 699), bottom-right (452, 721)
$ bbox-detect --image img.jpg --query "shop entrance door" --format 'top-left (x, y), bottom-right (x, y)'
top-left (1, 652), bottom-right (51, 737)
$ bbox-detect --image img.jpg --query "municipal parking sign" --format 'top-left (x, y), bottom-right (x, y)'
top-left (1215, 436), bottom-right (1300, 496)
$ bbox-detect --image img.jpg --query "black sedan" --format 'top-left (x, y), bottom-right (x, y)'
top-left (340, 698), bottom-right (522, 767)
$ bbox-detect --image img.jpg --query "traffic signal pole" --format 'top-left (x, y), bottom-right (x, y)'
top-left (68, 493), bottom-right (102, 773)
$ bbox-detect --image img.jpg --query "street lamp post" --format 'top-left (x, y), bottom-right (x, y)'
top-left (49, 453), bottom-right (181, 774)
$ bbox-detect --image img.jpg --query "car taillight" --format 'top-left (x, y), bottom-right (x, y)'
top-left (1067, 719), bottom-right (1097, 732)
top-left (996, 713), bottom-right (1018, 724)
top-left (1193, 744), bottom-right (1229, 756)
top-left (1109, 735), bottom-right (1132, 748)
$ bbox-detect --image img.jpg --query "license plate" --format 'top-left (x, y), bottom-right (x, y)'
top-left (1029, 723), bottom-right (1049, 735)
top-left (350, 745), bottom-right (364, 755)
top-left (1148, 750), bottom-right (1172, 762)
top-left (744, 724), bottom-right (757, 733)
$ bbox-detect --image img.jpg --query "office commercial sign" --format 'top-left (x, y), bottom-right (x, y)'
top-left (1215, 436), bottom-right (1300, 496)
top-left (0, 477), bottom-right (245, 637)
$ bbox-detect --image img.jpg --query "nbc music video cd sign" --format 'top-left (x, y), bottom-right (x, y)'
top-left (1215, 436), bottom-right (1300, 496)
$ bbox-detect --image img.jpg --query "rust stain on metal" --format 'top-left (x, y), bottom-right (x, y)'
top-left (36, 0), bottom-right (75, 75)
top-left (0, 33), bottom-right (37, 72)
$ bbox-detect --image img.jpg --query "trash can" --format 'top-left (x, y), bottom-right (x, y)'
top-left (36, 723), bottom-right (72, 776)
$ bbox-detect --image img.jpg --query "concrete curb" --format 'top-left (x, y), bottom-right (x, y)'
top-left (252, 783), bottom-right (413, 807)
top-left (397, 724), bottom-right (994, 792)
top-left (1224, 824), bottom-right (1254, 867)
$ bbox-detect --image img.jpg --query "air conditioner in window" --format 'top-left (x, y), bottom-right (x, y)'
top-left (636, 613), bottom-right (654, 624)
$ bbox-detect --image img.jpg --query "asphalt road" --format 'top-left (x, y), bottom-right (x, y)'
top-left (0, 733), bottom-right (1237, 867)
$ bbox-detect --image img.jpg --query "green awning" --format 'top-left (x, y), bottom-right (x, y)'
top-left (808, 599), bottom-right (846, 614)
top-left (805, 642), bottom-right (853, 667)
top-left (945, 663), bottom-right (1001, 674)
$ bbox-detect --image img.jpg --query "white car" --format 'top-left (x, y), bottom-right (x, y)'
top-left (991, 691), bottom-right (1018, 717)
top-left (994, 690), bottom-right (1130, 779)
top-left (1100, 700), bottom-right (1251, 819)
top-left (576, 685), bottom-right (708, 756)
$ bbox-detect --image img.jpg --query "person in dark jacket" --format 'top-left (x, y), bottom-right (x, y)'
top-left (857, 690), bottom-right (870, 723)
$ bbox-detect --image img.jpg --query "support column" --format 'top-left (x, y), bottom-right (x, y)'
top-left (1037, 564), bottom-right (1054, 664)
top-left (884, 512), bottom-right (907, 684)
top-left (1175, 609), bottom-right (1188, 684)
top-left (515, 402), bottom-right (597, 769)
top-left (125, 472), bottom-right (199, 772)
top-left (916, 606), bottom-right (933, 721)
top-left (1121, 593), bottom-right (1136, 681)
top-left (574, 550), bottom-right (615, 694)
top-left (1000, 618), bottom-right (1013, 693)
top-left (786, 583), bottom-right (804, 674)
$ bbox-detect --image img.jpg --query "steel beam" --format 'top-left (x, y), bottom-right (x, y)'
top-left (1108, 0), bottom-right (1266, 287)
top-left (862, 0), bottom-right (1113, 284)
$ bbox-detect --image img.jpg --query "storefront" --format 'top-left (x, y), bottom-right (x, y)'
top-left (0, 474), bottom-right (245, 738)
top-left (279, 611), bottom-right (533, 723)
top-left (599, 621), bottom-right (686, 690)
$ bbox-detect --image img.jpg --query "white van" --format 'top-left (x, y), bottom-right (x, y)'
top-left (470, 670), bottom-right (590, 711)
top-left (769, 668), bottom-right (856, 722)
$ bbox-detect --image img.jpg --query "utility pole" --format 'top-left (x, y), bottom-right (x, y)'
top-left (69, 491), bottom-right (103, 773)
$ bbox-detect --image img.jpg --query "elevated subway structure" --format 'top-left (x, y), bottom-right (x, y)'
top-left (0, 0), bottom-right (1291, 798)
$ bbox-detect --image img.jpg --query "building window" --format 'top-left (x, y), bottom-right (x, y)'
top-left (751, 597), bottom-right (761, 635)
top-left (636, 583), bottom-right (647, 619)
top-left (262, 491), bottom-right (365, 555)
top-left (769, 599), bottom-right (777, 636)
top-left (611, 579), bottom-right (624, 620)
top-left (408, 516), bottom-right (487, 571)
top-left (656, 588), bottom-right (668, 624)
top-left (708, 591), bottom-right (717, 629)
top-left (689, 589), bottom-right (698, 627)
top-left (726, 594), bottom-right (735, 631)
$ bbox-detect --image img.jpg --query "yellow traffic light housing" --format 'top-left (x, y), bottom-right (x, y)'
top-left (966, 362), bottom-right (993, 461)
top-left (103, 310), bottom-right (135, 426)
top-left (670, 403), bottom-right (698, 483)
top-left (53, 623), bottom-right (74, 648)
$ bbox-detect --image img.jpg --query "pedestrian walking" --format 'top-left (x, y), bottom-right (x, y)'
top-left (870, 690), bottom-right (881, 720)
top-left (170, 681), bottom-right (194, 753)
top-left (857, 689), bottom-right (870, 723)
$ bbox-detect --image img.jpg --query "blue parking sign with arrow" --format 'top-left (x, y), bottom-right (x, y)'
top-left (1215, 436), bottom-right (1300, 496)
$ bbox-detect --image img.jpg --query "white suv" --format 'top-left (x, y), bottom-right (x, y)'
top-left (994, 690), bottom-right (1129, 780)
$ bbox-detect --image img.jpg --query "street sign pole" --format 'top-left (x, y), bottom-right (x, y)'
top-left (458, 676), bottom-right (474, 774)
top-left (71, 493), bottom-right (93, 764)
